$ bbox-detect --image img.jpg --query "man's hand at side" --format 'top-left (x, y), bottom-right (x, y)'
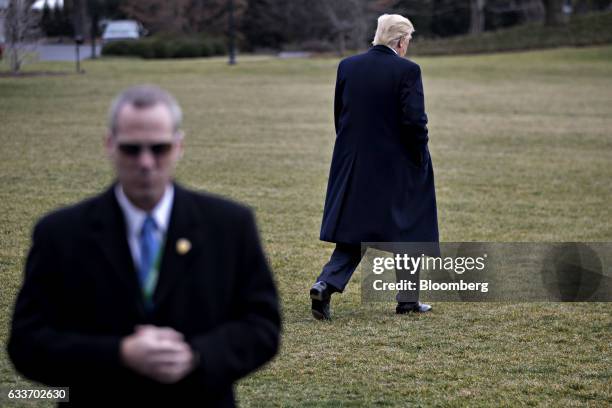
top-left (120, 325), bottom-right (197, 384)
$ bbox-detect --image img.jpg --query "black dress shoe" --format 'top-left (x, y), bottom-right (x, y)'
top-left (310, 281), bottom-right (332, 320)
top-left (310, 281), bottom-right (332, 301)
top-left (396, 302), bottom-right (432, 314)
top-left (311, 298), bottom-right (331, 320)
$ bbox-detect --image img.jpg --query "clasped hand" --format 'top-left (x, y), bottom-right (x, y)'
top-left (120, 325), bottom-right (196, 384)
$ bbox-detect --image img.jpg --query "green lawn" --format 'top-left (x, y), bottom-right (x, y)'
top-left (1, 46), bottom-right (611, 406)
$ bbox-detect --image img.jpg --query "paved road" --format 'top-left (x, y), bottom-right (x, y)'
top-left (34, 44), bottom-right (102, 61)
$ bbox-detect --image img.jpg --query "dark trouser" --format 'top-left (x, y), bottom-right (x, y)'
top-left (317, 243), bottom-right (419, 303)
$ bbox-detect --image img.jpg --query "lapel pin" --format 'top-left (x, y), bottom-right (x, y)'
top-left (176, 238), bottom-right (191, 255)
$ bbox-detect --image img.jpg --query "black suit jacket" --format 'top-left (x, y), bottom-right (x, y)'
top-left (320, 45), bottom-right (439, 245)
top-left (8, 183), bottom-right (281, 407)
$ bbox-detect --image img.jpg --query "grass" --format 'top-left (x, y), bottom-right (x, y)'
top-left (411, 11), bottom-right (612, 56)
top-left (1, 46), bottom-right (611, 406)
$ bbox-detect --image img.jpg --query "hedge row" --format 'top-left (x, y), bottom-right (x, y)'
top-left (102, 37), bottom-right (226, 59)
top-left (410, 11), bottom-right (612, 56)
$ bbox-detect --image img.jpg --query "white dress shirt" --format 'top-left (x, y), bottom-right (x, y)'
top-left (115, 184), bottom-right (174, 269)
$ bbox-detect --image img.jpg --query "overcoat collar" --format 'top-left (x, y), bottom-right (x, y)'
top-left (369, 44), bottom-right (398, 56)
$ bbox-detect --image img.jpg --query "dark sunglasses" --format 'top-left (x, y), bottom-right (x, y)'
top-left (117, 142), bottom-right (174, 157)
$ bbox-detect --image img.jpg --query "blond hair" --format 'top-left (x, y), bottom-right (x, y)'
top-left (372, 14), bottom-right (414, 47)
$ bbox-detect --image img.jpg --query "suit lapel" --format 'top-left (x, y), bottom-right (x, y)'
top-left (90, 185), bottom-right (145, 314)
top-left (89, 183), bottom-right (201, 314)
top-left (153, 183), bottom-right (200, 307)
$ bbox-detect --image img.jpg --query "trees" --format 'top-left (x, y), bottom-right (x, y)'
top-left (39, 0), bottom-right (74, 38)
top-left (121, 0), bottom-right (191, 35)
top-left (97, 0), bottom-right (612, 53)
top-left (470, 0), bottom-right (486, 34)
top-left (429, 0), bottom-right (471, 37)
top-left (3, 0), bottom-right (39, 73)
top-left (241, 0), bottom-right (393, 53)
top-left (120, 0), bottom-right (246, 36)
top-left (241, 0), bottom-right (286, 49)
top-left (317, 0), bottom-right (375, 55)
top-left (40, 0), bottom-right (53, 35)
top-left (543, 0), bottom-right (562, 25)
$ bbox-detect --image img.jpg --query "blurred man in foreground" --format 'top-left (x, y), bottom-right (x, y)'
top-left (312, 14), bottom-right (439, 320)
top-left (8, 85), bottom-right (281, 406)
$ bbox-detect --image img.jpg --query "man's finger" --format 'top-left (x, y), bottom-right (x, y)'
top-left (151, 363), bottom-right (188, 384)
top-left (147, 338), bottom-right (191, 356)
top-left (153, 361), bottom-right (192, 384)
top-left (150, 345), bottom-right (192, 364)
top-left (152, 326), bottom-right (184, 341)
top-left (148, 354), bottom-right (183, 366)
top-left (135, 324), bottom-right (155, 333)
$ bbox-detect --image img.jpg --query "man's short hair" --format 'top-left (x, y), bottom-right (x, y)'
top-left (372, 14), bottom-right (415, 47)
top-left (108, 85), bottom-right (183, 136)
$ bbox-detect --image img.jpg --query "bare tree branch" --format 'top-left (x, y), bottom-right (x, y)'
top-left (470, 0), bottom-right (486, 34)
top-left (3, 0), bottom-right (39, 73)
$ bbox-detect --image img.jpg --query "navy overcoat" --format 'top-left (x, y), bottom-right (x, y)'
top-left (320, 45), bottom-right (439, 244)
top-left (8, 183), bottom-right (280, 406)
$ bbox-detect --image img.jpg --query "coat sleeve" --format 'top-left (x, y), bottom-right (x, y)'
top-left (187, 209), bottom-right (281, 390)
top-left (399, 63), bottom-right (429, 148)
top-left (7, 218), bottom-right (123, 386)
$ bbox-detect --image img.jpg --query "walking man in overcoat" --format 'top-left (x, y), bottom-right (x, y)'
top-left (311, 14), bottom-right (439, 320)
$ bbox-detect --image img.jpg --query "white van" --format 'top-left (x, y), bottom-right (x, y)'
top-left (102, 20), bottom-right (145, 44)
